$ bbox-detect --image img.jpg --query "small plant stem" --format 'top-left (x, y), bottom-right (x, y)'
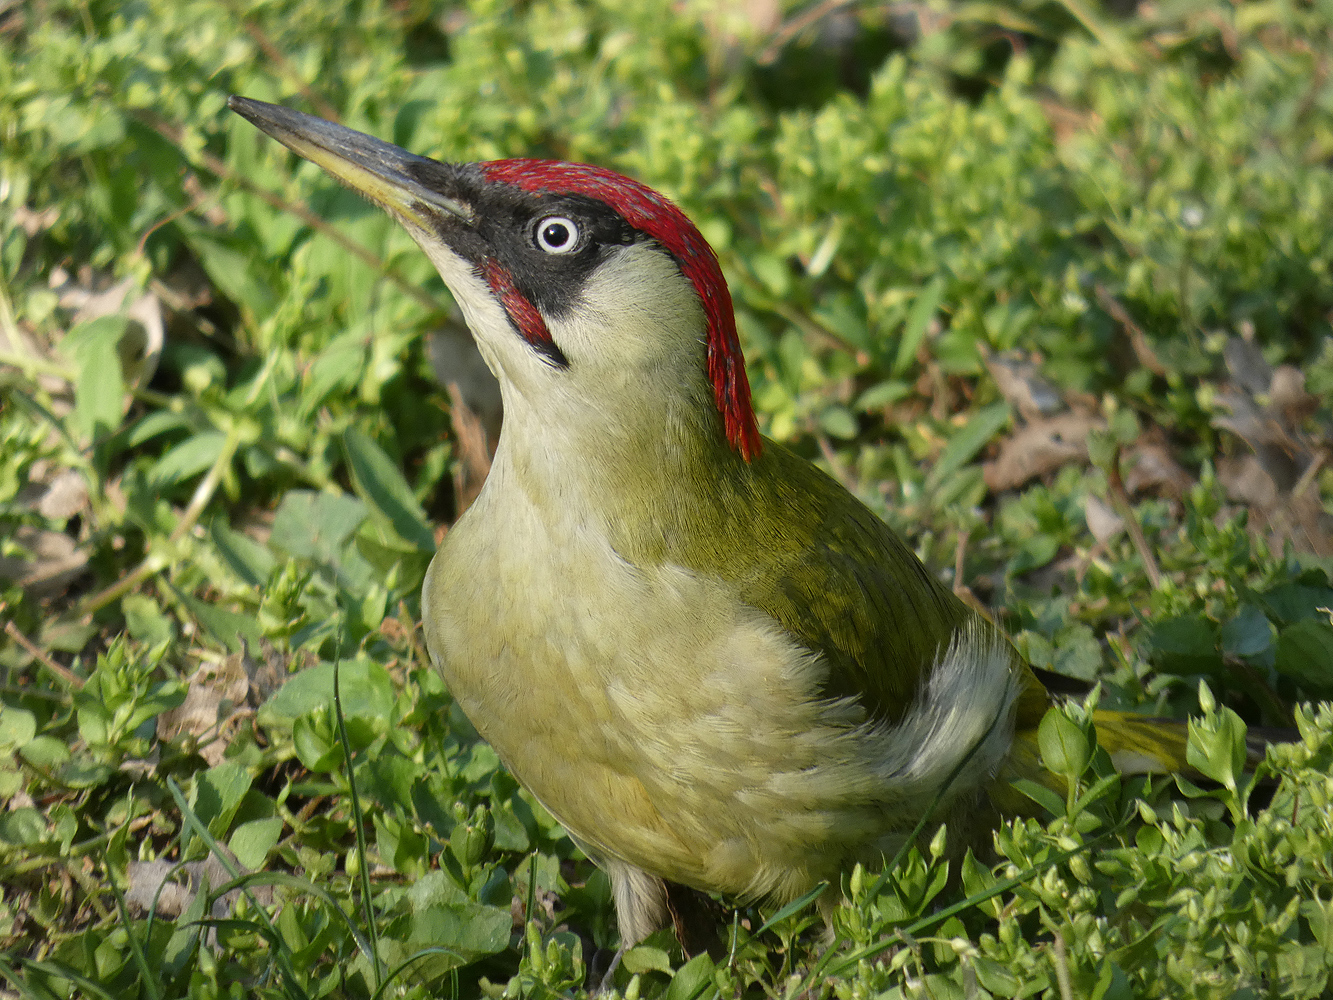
top-left (66, 860), bottom-right (112, 920)
top-left (4, 622), bottom-right (83, 690)
top-left (0, 266), bottom-right (23, 356)
top-left (1051, 929), bottom-right (1074, 1000)
top-left (0, 347), bottom-right (75, 381)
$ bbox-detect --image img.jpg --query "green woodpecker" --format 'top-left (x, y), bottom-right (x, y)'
top-left (231, 97), bottom-right (1191, 946)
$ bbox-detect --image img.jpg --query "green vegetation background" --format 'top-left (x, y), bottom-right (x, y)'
top-left (2, 0), bottom-right (1333, 996)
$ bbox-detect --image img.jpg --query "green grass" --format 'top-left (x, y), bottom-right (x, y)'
top-left (2, 0), bottom-right (1333, 996)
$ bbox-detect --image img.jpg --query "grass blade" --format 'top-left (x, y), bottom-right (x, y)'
top-left (105, 858), bottom-right (165, 1000)
top-left (165, 776), bottom-right (311, 1000)
top-left (335, 652), bottom-right (383, 989)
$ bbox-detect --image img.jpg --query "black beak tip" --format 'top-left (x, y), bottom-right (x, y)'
top-left (228, 95), bottom-right (263, 121)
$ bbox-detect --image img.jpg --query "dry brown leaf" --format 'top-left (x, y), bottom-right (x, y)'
top-left (1218, 453), bottom-right (1281, 509)
top-left (58, 274), bottom-right (164, 390)
top-left (1212, 386), bottom-right (1305, 492)
top-left (0, 526), bottom-right (89, 594)
top-left (984, 352), bottom-right (1063, 421)
top-left (1222, 337), bottom-right (1273, 396)
top-left (427, 320), bottom-right (504, 518)
top-left (983, 412), bottom-right (1103, 492)
top-left (125, 859), bottom-right (195, 917)
top-left (126, 851), bottom-right (273, 926)
top-left (446, 382), bottom-right (493, 519)
top-left (156, 654), bottom-right (251, 766)
top-left (1124, 439), bottom-right (1193, 499)
top-left (34, 469), bottom-right (89, 521)
top-left (1269, 364), bottom-right (1318, 424)
top-left (1084, 493), bottom-right (1125, 544)
top-left (246, 641), bottom-right (296, 705)
top-left (1218, 452), bottom-right (1333, 556)
top-left (1095, 285), bottom-right (1168, 376)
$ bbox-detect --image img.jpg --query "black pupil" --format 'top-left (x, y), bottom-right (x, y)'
top-left (542, 221), bottom-right (570, 249)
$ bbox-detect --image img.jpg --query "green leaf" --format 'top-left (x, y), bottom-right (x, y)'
top-left (125, 409), bottom-right (194, 447)
top-left (1220, 604), bottom-right (1273, 658)
top-left (925, 401), bottom-right (1010, 493)
top-left (854, 379), bottom-right (912, 411)
top-left (58, 759), bottom-right (112, 789)
top-left (1150, 614), bottom-right (1223, 673)
top-left (210, 518), bottom-right (276, 587)
top-left (818, 405), bottom-right (858, 440)
top-left (362, 753), bottom-right (418, 814)
top-left (301, 330), bottom-right (367, 414)
top-left (148, 431), bottom-right (226, 487)
top-left (257, 659), bottom-right (395, 727)
top-left (66, 316), bottom-right (127, 441)
top-left (960, 850), bottom-right (997, 898)
top-left (121, 593), bottom-right (176, 645)
top-left (182, 229), bottom-right (276, 317)
top-left (375, 872), bottom-right (511, 979)
top-left (1187, 703), bottom-right (1246, 793)
top-left (1257, 580), bottom-right (1333, 625)
top-left (0, 706), bottom-right (36, 751)
top-left (0, 808), bottom-right (47, 845)
top-left (1038, 708), bottom-right (1091, 781)
top-left (270, 490), bottom-right (368, 562)
top-left (191, 760), bottom-right (253, 836)
top-left (122, 680), bottom-right (187, 733)
top-left (894, 277), bottom-right (944, 375)
top-left (664, 952), bottom-right (715, 1000)
top-left (169, 584), bottom-right (261, 654)
top-left (1091, 958), bottom-right (1133, 1000)
top-left (621, 945), bottom-right (673, 975)
top-left (342, 428), bottom-right (435, 552)
top-left (973, 955), bottom-right (1022, 997)
top-left (19, 736), bottom-right (70, 770)
top-left (292, 713), bottom-right (340, 772)
top-left (1274, 619), bottom-right (1333, 696)
top-left (228, 817), bottom-right (284, 869)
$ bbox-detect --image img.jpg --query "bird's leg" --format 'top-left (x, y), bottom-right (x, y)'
top-left (596, 943), bottom-right (628, 996)
top-left (596, 859), bottom-right (667, 993)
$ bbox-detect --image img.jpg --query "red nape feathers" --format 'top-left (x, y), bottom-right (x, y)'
top-left (480, 159), bottom-right (762, 462)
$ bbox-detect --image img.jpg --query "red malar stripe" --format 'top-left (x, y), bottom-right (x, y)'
top-left (481, 258), bottom-right (566, 367)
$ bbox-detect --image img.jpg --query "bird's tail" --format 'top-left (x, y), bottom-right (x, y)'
top-left (1090, 710), bottom-right (1193, 776)
top-left (1090, 709), bottom-right (1277, 774)
top-left (992, 708), bottom-right (1274, 814)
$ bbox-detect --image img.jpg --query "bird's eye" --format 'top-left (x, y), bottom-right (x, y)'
top-left (534, 216), bottom-right (580, 254)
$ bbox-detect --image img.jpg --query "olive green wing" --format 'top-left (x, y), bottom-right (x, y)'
top-left (731, 442), bottom-right (978, 724)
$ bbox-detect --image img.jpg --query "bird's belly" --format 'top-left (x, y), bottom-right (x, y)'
top-left (420, 505), bottom-right (885, 899)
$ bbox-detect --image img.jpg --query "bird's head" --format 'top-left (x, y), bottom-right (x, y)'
top-left (229, 97), bottom-right (761, 463)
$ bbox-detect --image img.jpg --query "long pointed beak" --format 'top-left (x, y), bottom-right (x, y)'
top-left (228, 97), bottom-right (471, 228)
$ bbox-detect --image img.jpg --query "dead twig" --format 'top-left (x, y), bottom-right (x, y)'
top-left (228, 5), bottom-right (341, 121)
top-left (757, 0), bottom-right (855, 64)
top-left (447, 381), bottom-right (494, 518)
top-left (1095, 284), bottom-right (1167, 376)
